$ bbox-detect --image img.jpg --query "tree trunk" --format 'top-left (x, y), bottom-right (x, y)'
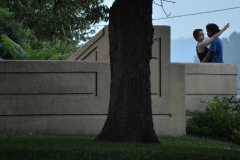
top-left (95, 0), bottom-right (160, 144)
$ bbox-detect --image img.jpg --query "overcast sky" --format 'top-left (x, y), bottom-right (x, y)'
top-left (97, 0), bottom-right (240, 40)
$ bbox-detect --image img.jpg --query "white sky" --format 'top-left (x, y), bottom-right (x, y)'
top-left (97, 0), bottom-right (240, 40)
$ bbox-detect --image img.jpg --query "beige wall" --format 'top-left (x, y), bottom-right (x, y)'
top-left (0, 61), bottom-right (237, 136)
top-left (0, 26), bottom-right (187, 136)
top-left (68, 25), bottom-right (187, 136)
top-left (69, 25), bottom-right (238, 113)
top-left (184, 63), bottom-right (238, 112)
top-left (0, 60), bottom-right (185, 136)
top-left (68, 26), bottom-right (110, 61)
top-left (0, 26), bottom-right (238, 137)
top-left (68, 25), bottom-right (170, 62)
top-left (0, 61), bottom-right (111, 135)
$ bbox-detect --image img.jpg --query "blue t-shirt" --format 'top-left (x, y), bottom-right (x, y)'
top-left (209, 38), bottom-right (223, 63)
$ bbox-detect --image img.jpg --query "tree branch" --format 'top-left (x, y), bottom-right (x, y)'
top-left (154, 0), bottom-right (175, 17)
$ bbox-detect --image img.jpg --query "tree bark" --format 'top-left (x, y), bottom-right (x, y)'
top-left (95, 0), bottom-right (160, 144)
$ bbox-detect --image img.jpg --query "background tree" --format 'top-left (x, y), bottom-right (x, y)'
top-left (0, 7), bottom-right (35, 59)
top-left (222, 31), bottom-right (240, 89)
top-left (95, 0), bottom-right (160, 144)
top-left (0, 0), bottom-right (109, 42)
top-left (0, 7), bottom-right (79, 60)
top-left (0, 0), bottom-right (109, 60)
top-left (222, 32), bottom-right (240, 65)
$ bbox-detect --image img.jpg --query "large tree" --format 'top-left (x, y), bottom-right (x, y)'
top-left (95, 0), bottom-right (160, 144)
top-left (0, 0), bottom-right (109, 42)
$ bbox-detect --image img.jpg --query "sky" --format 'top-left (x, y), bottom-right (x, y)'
top-left (94, 0), bottom-right (240, 62)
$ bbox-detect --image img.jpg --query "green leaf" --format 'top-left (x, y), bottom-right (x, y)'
top-left (1, 34), bottom-right (28, 59)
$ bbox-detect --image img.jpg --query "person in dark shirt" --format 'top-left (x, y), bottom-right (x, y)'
top-left (193, 23), bottom-right (229, 62)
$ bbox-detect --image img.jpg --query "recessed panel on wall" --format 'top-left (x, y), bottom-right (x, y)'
top-left (0, 72), bottom-right (97, 95)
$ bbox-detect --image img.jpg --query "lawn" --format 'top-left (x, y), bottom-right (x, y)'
top-left (0, 134), bottom-right (239, 160)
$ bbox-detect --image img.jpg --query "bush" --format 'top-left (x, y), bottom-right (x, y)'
top-left (187, 95), bottom-right (240, 144)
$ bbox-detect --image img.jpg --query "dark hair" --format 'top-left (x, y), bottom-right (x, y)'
top-left (206, 23), bottom-right (220, 35)
top-left (193, 29), bottom-right (203, 41)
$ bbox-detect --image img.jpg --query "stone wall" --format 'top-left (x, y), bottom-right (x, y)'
top-left (184, 63), bottom-right (238, 111)
top-left (0, 26), bottom-right (238, 137)
top-left (0, 62), bottom-right (237, 136)
top-left (68, 26), bottom-right (109, 61)
top-left (69, 25), bottom-right (238, 113)
top-left (0, 60), bottom-right (186, 136)
top-left (0, 61), bottom-right (110, 135)
top-left (67, 26), bottom-right (187, 136)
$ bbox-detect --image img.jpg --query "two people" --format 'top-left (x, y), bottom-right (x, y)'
top-left (193, 23), bottom-right (230, 63)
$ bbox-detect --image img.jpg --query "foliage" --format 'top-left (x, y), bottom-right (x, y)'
top-left (1, 34), bottom-right (29, 59)
top-left (22, 39), bottom-right (78, 60)
top-left (187, 95), bottom-right (240, 144)
top-left (222, 32), bottom-right (240, 65)
top-left (0, 7), bottom-right (79, 60)
top-left (0, 0), bottom-right (109, 42)
top-left (0, 7), bottom-right (38, 59)
top-left (1, 35), bottom-right (78, 60)
top-left (0, 135), bottom-right (240, 160)
top-left (222, 32), bottom-right (240, 88)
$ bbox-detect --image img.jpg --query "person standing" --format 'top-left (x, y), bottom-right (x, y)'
top-left (205, 23), bottom-right (227, 63)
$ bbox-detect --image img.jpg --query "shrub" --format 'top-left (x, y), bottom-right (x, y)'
top-left (187, 95), bottom-right (240, 144)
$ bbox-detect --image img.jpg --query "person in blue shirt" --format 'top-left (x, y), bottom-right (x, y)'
top-left (204, 23), bottom-right (227, 63)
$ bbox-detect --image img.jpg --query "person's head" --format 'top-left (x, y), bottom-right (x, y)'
top-left (206, 23), bottom-right (220, 38)
top-left (193, 29), bottom-right (204, 41)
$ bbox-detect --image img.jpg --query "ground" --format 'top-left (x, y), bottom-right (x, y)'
top-left (0, 134), bottom-right (239, 160)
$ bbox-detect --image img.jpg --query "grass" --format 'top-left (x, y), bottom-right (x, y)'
top-left (0, 134), bottom-right (240, 160)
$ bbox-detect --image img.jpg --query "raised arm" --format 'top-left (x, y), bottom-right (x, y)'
top-left (198, 23), bottom-right (230, 48)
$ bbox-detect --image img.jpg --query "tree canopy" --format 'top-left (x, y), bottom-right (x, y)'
top-left (222, 32), bottom-right (240, 65)
top-left (0, 7), bottom-right (35, 59)
top-left (0, 0), bottom-right (109, 60)
top-left (222, 31), bottom-right (240, 88)
top-left (0, 0), bottom-right (109, 42)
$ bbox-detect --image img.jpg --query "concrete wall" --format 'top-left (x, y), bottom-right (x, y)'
top-left (69, 26), bottom-right (238, 113)
top-left (68, 26), bottom-right (109, 61)
top-left (0, 26), bottom-right (238, 137)
top-left (2, 26), bottom-right (187, 136)
top-left (0, 60), bottom-right (185, 136)
top-left (0, 61), bottom-right (237, 136)
top-left (69, 25), bottom-right (187, 136)
top-left (68, 25), bottom-right (169, 62)
top-left (0, 61), bottom-right (110, 135)
top-left (184, 63), bottom-right (238, 111)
